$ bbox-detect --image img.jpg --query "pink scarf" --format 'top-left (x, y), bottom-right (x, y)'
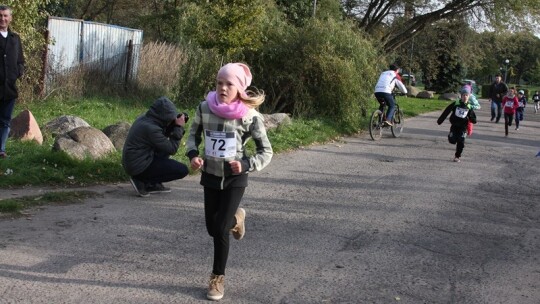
top-left (206, 91), bottom-right (249, 119)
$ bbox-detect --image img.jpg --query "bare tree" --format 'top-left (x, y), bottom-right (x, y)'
top-left (343, 0), bottom-right (540, 52)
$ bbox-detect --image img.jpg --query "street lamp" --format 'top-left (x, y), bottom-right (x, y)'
top-left (504, 59), bottom-right (509, 83)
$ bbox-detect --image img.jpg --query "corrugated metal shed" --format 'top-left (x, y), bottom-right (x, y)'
top-left (45, 17), bottom-right (143, 92)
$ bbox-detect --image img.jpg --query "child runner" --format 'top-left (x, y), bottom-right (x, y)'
top-left (502, 87), bottom-right (519, 133)
top-left (532, 90), bottom-right (539, 114)
top-left (437, 86), bottom-right (477, 162)
top-left (515, 89), bottom-right (527, 130)
top-left (462, 84), bottom-right (480, 136)
top-left (186, 62), bottom-right (273, 301)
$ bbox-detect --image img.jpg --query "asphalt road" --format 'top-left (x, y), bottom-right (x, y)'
top-left (1, 100), bottom-right (539, 304)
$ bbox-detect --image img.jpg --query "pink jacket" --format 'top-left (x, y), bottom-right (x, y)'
top-left (502, 96), bottom-right (519, 114)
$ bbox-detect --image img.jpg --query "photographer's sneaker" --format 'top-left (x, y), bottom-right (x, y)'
top-left (129, 178), bottom-right (149, 197)
top-left (207, 273), bottom-right (225, 301)
top-left (230, 208), bottom-right (246, 240)
top-left (146, 183), bottom-right (171, 194)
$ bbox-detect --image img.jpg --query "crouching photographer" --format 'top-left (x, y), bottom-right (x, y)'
top-left (122, 96), bottom-right (189, 197)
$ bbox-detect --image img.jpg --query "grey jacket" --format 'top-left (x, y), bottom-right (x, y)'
top-left (186, 100), bottom-right (273, 184)
top-left (122, 97), bottom-right (184, 176)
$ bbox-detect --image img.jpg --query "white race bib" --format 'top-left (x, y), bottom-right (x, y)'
top-left (454, 107), bottom-right (469, 119)
top-left (505, 101), bottom-right (514, 107)
top-left (204, 130), bottom-right (236, 158)
top-left (518, 102), bottom-right (524, 107)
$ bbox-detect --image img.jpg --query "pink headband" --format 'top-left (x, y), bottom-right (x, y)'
top-left (217, 63), bottom-right (252, 99)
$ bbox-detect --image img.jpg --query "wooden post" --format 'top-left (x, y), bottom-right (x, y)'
top-left (39, 30), bottom-right (50, 98)
top-left (124, 39), bottom-right (133, 91)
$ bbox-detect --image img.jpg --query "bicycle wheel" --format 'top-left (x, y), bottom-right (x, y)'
top-left (369, 110), bottom-right (383, 140)
top-left (391, 107), bottom-right (404, 137)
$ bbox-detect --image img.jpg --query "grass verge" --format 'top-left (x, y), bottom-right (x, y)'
top-left (0, 95), bottom-right (449, 189)
top-left (0, 191), bottom-right (101, 215)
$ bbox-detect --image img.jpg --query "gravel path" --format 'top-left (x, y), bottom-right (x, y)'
top-left (1, 99), bottom-right (539, 303)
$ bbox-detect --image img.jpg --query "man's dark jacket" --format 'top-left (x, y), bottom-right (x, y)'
top-left (488, 81), bottom-right (508, 103)
top-left (0, 30), bottom-right (25, 101)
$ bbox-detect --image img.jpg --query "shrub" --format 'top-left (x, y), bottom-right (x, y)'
top-left (8, 0), bottom-right (55, 103)
top-left (252, 18), bottom-right (379, 132)
top-left (172, 43), bottom-right (223, 107)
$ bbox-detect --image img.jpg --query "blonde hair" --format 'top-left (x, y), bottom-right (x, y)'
top-left (241, 88), bottom-right (265, 108)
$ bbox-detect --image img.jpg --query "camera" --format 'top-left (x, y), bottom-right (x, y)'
top-left (178, 112), bottom-right (189, 123)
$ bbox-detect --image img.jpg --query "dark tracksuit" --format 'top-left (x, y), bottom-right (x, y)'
top-left (437, 100), bottom-right (477, 159)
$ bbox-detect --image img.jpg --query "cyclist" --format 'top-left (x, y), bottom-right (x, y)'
top-left (374, 64), bottom-right (408, 126)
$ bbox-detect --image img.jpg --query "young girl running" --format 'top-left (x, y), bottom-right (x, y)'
top-left (502, 87), bottom-right (519, 133)
top-left (186, 63), bottom-right (273, 301)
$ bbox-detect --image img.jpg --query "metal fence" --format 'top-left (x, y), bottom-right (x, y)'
top-left (44, 17), bottom-right (143, 94)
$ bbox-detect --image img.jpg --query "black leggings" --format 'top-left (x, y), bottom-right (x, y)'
top-left (204, 186), bottom-right (245, 275)
top-left (134, 153), bottom-right (189, 184)
top-left (448, 128), bottom-right (466, 158)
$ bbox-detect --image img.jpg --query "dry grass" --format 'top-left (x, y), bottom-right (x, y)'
top-left (136, 41), bottom-right (186, 94)
top-left (34, 41), bottom-right (186, 101)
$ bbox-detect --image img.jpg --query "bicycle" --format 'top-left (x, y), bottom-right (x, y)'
top-left (369, 93), bottom-right (405, 141)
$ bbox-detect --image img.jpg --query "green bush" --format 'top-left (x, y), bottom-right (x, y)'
top-left (171, 2), bottom-right (379, 133)
top-left (173, 44), bottom-right (223, 106)
top-left (252, 18), bottom-right (379, 132)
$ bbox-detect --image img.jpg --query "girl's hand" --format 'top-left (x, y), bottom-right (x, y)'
top-left (229, 160), bottom-right (242, 174)
top-left (190, 157), bottom-right (204, 170)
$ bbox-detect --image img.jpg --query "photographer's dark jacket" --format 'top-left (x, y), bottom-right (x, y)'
top-left (122, 97), bottom-right (184, 176)
top-left (0, 30), bottom-right (25, 101)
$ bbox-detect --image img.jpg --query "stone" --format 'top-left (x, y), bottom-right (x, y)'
top-left (439, 92), bottom-right (460, 101)
top-left (262, 113), bottom-right (292, 130)
top-left (52, 126), bottom-right (116, 160)
top-left (10, 110), bottom-right (43, 144)
top-left (405, 85), bottom-right (420, 98)
top-left (102, 122), bottom-right (131, 151)
top-left (416, 91), bottom-right (435, 99)
top-left (44, 115), bottom-right (91, 137)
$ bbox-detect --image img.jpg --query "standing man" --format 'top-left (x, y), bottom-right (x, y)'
top-left (488, 74), bottom-right (508, 123)
top-left (374, 63), bottom-right (408, 126)
top-left (0, 5), bottom-right (24, 159)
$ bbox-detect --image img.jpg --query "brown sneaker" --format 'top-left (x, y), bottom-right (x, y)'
top-left (230, 208), bottom-right (246, 240)
top-left (207, 273), bottom-right (225, 301)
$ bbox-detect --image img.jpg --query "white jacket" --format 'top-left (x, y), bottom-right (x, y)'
top-left (374, 70), bottom-right (408, 94)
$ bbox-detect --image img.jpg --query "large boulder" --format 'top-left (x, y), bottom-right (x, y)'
top-left (44, 115), bottom-right (91, 137)
top-left (102, 122), bottom-right (131, 151)
top-left (262, 113), bottom-right (292, 130)
top-left (52, 126), bottom-right (115, 160)
top-left (405, 86), bottom-right (420, 98)
top-left (439, 92), bottom-right (460, 101)
top-left (416, 91), bottom-right (435, 99)
top-left (10, 110), bottom-right (43, 145)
